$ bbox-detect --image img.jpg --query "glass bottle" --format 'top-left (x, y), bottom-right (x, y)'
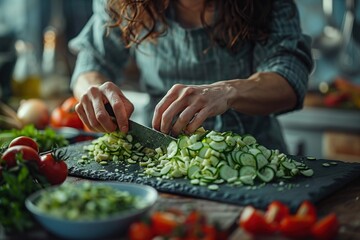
top-left (11, 40), bottom-right (41, 99)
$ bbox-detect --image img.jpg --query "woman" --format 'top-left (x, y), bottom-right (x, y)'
top-left (70, 0), bottom-right (313, 152)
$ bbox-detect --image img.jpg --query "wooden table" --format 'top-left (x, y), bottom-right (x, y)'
top-left (7, 174), bottom-right (359, 240)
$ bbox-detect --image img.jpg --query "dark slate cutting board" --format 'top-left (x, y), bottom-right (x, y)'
top-left (65, 141), bottom-right (360, 211)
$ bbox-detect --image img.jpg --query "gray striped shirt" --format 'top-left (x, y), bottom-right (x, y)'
top-left (69, 0), bottom-right (313, 152)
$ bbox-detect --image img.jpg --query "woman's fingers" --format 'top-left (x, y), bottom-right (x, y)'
top-left (100, 83), bottom-right (134, 133)
top-left (153, 83), bottom-right (230, 136)
top-left (152, 84), bottom-right (185, 132)
top-left (75, 81), bottom-right (133, 133)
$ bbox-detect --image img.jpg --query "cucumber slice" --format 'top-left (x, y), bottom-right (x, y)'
top-left (226, 153), bottom-right (236, 168)
top-left (233, 151), bottom-right (243, 164)
top-left (225, 136), bottom-right (236, 147)
top-left (209, 155), bottom-right (220, 167)
top-left (300, 169), bottom-right (314, 177)
top-left (240, 153), bottom-right (257, 168)
top-left (187, 142), bottom-right (203, 151)
top-left (219, 165), bottom-right (238, 181)
top-left (198, 146), bottom-right (211, 159)
top-left (239, 166), bottom-right (256, 177)
top-left (239, 175), bottom-right (254, 185)
top-left (257, 167), bottom-right (275, 183)
top-left (209, 141), bottom-right (227, 152)
top-left (209, 134), bottom-right (225, 142)
top-left (208, 184), bottom-right (219, 191)
top-left (178, 136), bottom-right (190, 149)
top-left (167, 141), bottom-right (178, 158)
top-left (256, 153), bottom-right (268, 170)
top-left (249, 148), bottom-right (261, 156)
top-left (160, 165), bottom-right (172, 175)
top-left (242, 135), bottom-right (257, 145)
top-left (257, 145), bottom-right (272, 159)
top-left (281, 160), bottom-right (296, 170)
top-left (187, 165), bottom-right (201, 179)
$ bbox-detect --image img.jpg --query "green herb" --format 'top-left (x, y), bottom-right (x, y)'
top-left (0, 125), bottom-right (68, 152)
top-left (0, 159), bottom-right (49, 233)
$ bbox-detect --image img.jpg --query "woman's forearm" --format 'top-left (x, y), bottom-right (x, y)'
top-left (223, 72), bottom-right (298, 115)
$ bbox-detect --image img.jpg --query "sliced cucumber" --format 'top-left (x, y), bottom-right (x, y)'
top-left (85, 128), bottom-right (314, 187)
top-left (239, 166), bottom-right (256, 177)
top-left (281, 160), bottom-right (296, 170)
top-left (256, 153), bottom-right (268, 169)
top-left (187, 142), bottom-right (203, 151)
top-left (257, 167), bottom-right (275, 183)
top-left (209, 141), bottom-right (227, 152)
top-left (239, 175), bottom-right (254, 185)
top-left (219, 165), bottom-right (238, 181)
top-left (242, 135), bottom-right (257, 145)
top-left (178, 136), bottom-right (190, 149)
top-left (167, 141), bottom-right (178, 158)
top-left (209, 134), bottom-right (225, 142)
top-left (300, 169), bottom-right (314, 177)
top-left (240, 153), bottom-right (257, 168)
top-left (187, 165), bottom-right (201, 179)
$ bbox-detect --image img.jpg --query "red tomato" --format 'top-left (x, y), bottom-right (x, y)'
top-left (60, 97), bottom-right (78, 113)
top-left (128, 222), bottom-right (153, 240)
top-left (280, 215), bottom-right (315, 239)
top-left (265, 201), bottom-right (290, 224)
top-left (8, 136), bottom-right (39, 153)
top-left (296, 200), bottom-right (317, 222)
top-left (239, 206), bottom-right (276, 235)
top-left (312, 213), bottom-right (339, 240)
top-left (151, 211), bottom-right (179, 236)
top-left (185, 210), bottom-right (205, 225)
top-left (201, 224), bottom-right (217, 240)
top-left (50, 106), bottom-right (84, 130)
top-left (1, 145), bottom-right (41, 168)
top-left (39, 152), bottom-right (68, 185)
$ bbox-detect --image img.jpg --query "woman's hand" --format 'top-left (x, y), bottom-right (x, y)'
top-left (74, 76), bottom-right (134, 133)
top-left (152, 83), bottom-right (232, 136)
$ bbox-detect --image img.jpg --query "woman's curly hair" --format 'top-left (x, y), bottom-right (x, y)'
top-left (106, 0), bottom-right (273, 51)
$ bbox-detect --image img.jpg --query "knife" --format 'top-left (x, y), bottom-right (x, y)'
top-left (104, 103), bottom-right (176, 148)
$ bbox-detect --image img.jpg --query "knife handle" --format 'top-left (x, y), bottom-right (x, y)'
top-left (104, 103), bottom-right (116, 118)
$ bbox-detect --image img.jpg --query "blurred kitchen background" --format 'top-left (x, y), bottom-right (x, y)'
top-left (0, 0), bottom-right (359, 161)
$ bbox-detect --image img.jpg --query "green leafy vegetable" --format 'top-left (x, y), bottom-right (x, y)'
top-left (0, 158), bottom-right (49, 233)
top-left (0, 125), bottom-right (68, 152)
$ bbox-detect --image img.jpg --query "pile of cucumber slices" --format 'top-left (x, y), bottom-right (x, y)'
top-left (82, 130), bottom-right (314, 188)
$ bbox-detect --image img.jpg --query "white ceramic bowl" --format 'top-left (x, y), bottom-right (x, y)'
top-left (25, 181), bottom-right (158, 240)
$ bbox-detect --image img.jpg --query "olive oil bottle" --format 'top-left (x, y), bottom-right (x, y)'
top-left (11, 40), bottom-right (41, 99)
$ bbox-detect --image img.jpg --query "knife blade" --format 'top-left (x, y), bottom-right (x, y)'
top-left (104, 103), bottom-right (176, 148)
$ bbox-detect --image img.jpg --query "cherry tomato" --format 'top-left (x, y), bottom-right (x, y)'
top-left (50, 106), bottom-right (84, 130)
top-left (312, 213), bottom-right (339, 240)
top-left (8, 136), bottom-right (39, 153)
top-left (128, 222), bottom-right (153, 240)
top-left (1, 145), bottom-right (41, 168)
top-left (296, 200), bottom-right (317, 222)
top-left (265, 201), bottom-right (290, 224)
top-left (39, 152), bottom-right (68, 185)
top-left (239, 206), bottom-right (276, 235)
top-left (151, 211), bottom-right (180, 236)
top-left (280, 215), bottom-right (315, 239)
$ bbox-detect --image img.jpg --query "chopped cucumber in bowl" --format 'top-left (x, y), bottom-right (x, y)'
top-left (25, 181), bottom-right (158, 239)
